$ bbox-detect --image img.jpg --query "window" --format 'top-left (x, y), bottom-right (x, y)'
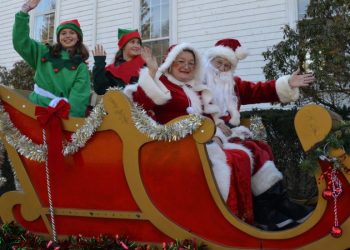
top-left (32, 0), bottom-right (56, 44)
top-left (297, 0), bottom-right (309, 20)
top-left (140, 0), bottom-right (169, 63)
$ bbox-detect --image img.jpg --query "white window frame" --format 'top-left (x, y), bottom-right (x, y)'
top-left (133, 0), bottom-right (176, 44)
top-left (30, 0), bottom-right (58, 44)
top-left (286, 0), bottom-right (310, 29)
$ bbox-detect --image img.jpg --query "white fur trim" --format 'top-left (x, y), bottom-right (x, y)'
top-left (182, 85), bottom-right (203, 114)
top-left (123, 83), bottom-right (138, 100)
top-left (228, 109), bottom-right (240, 126)
top-left (137, 68), bottom-right (171, 105)
top-left (222, 142), bottom-right (254, 174)
top-left (275, 75), bottom-right (300, 103)
top-left (234, 46), bottom-right (249, 60)
top-left (206, 143), bottom-right (231, 201)
top-left (251, 161), bottom-right (283, 196)
top-left (205, 46), bottom-right (238, 68)
top-left (159, 43), bottom-right (203, 84)
top-left (200, 87), bottom-right (220, 114)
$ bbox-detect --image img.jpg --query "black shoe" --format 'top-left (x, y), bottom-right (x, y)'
top-left (254, 209), bottom-right (297, 231)
top-left (276, 198), bottom-right (314, 224)
top-left (259, 181), bottom-right (314, 224)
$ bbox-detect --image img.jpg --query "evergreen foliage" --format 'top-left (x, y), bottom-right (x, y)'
top-left (243, 109), bottom-right (317, 201)
top-left (263, 0), bottom-right (350, 119)
top-left (0, 60), bottom-right (35, 90)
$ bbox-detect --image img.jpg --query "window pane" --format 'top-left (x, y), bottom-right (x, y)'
top-left (33, 13), bottom-right (55, 44)
top-left (151, 6), bottom-right (161, 38)
top-left (161, 3), bottom-right (169, 37)
top-left (141, 0), bottom-right (151, 39)
top-left (143, 39), bottom-right (169, 64)
top-left (140, 0), bottom-right (169, 60)
top-left (36, 0), bottom-right (56, 13)
top-left (298, 0), bottom-right (309, 19)
top-left (151, 0), bottom-right (160, 7)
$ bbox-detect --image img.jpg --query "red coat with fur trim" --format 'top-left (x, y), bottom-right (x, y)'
top-left (211, 74), bottom-right (299, 126)
top-left (126, 69), bottom-right (218, 125)
top-left (132, 74), bottom-right (194, 124)
top-left (234, 76), bottom-right (279, 106)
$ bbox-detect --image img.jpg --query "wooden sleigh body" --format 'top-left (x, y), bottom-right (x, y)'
top-left (0, 84), bottom-right (349, 249)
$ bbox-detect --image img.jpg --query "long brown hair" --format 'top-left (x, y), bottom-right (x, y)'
top-left (113, 49), bottom-right (124, 65)
top-left (51, 32), bottom-right (89, 61)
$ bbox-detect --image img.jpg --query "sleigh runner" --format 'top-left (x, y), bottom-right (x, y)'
top-left (0, 85), bottom-right (349, 249)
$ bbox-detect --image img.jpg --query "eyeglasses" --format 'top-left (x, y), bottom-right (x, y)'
top-left (212, 58), bottom-right (232, 72)
top-left (174, 60), bottom-right (196, 69)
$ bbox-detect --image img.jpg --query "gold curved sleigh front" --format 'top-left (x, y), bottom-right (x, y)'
top-left (0, 85), bottom-right (349, 249)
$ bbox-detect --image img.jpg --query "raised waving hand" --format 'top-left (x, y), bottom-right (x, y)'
top-left (92, 44), bottom-right (107, 57)
top-left (141, 47), bottom-right (158, 79)
top-left (21, 0), bottom-right (40, 13)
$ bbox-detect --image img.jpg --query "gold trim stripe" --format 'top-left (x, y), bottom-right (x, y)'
top-left (42, 208), bottom-right (146, 220)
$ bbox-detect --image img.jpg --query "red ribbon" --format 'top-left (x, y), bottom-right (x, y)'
top-left (35, 100), bottom-right (70, 170)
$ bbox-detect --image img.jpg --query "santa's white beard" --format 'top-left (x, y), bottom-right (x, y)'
top-left (204, 64), bottom-right (237, 117)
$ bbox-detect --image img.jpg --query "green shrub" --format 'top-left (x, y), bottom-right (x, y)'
top-left (0, 60), bottom-right (34, 90)
top-left (243, 109), bottom-right (318, 201)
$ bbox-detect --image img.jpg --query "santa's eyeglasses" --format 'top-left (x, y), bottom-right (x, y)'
top-left (212, 57), bottom-right (232, 72)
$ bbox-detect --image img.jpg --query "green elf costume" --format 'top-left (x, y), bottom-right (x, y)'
top-left (13, 11), bottom-right (90, 117)
top-left (92, 28), bottom-right (145, 95)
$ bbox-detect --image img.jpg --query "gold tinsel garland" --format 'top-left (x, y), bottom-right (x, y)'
top-left (249, 115), bottom-right (267, 141)
top-left (131, 104), bottom-right (203, 141)
top-left (0, 100), bottom-right (106, 162)
top-left (0, 91), bottom-right (203, 163)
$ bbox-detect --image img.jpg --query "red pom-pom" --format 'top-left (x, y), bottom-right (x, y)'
top-left (41, 57), bottom-right (47, 62)
top-left (54, 68), bottom-right (59, 73)
top-left (322, 189), bottom-right (333, 200)
top-left (331, 226), bottom-right (342, 238)
top-left (71, 66), bottom-right (76, 70)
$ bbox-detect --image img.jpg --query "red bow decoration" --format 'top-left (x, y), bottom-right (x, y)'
top-left (35, 100), bottom-right (70, 170)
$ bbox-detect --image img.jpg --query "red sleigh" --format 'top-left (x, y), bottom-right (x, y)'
top-left (0, 85), bottom-right (349, 249)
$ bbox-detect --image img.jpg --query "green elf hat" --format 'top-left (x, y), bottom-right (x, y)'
top-left (117, 28), bottom-right (141, 49)
top-left (56, 19), bottom-right (83, 40)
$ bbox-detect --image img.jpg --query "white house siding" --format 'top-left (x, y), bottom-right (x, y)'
top-left (177, 0), bottom-right (289, 81)
top-left (0, 0), bottom-right (296, 82)
top-left (95, 0), bottom-right (134, 66)
top-left (0, 0), bottom-right (23, 69)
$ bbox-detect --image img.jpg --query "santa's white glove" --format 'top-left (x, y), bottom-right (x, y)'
top-left (229, 125), bottom-right (253, 140)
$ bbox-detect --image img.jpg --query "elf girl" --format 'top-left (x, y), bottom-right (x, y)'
top-left (92, 28), bottom-right (146, 94)
top-left (13, 0), bottom-right (91, 117)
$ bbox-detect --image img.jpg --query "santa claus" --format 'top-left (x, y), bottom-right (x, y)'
top-left (202, 38), bottom-right (315, 230)
top-left (124, 43), bottom-right (257, 223)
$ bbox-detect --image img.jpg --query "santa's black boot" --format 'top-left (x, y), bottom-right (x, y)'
top-left (272, 181), bottom-right (314, 224)
top-left (253, 186), bottom-right (297, 231)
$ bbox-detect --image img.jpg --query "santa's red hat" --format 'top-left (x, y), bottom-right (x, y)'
top-left (206, 38), bottom-right (248, 70)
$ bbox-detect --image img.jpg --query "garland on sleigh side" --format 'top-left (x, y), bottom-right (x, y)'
top-left (0, 222), bottom-right (208, 250)
top-left (131, 104), bottom-right (204, 141)
top-left (0, 96), bottom-right (204, 162)
top-left (0, 100), bottom-right (106, 162)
